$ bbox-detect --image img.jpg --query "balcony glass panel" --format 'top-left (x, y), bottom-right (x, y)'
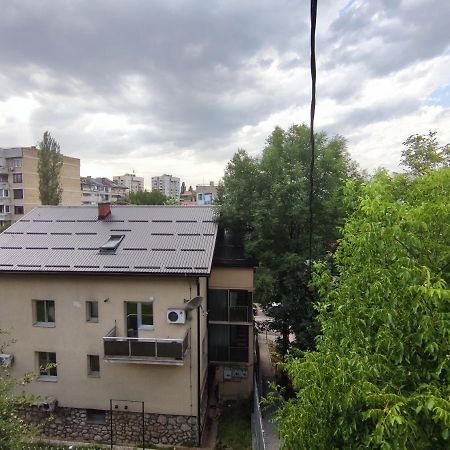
top-left (208, 289), bottom-right (228, 321)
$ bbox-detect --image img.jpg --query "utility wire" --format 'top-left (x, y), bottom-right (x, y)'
top-left (308, 0), bottom-right (318, 269)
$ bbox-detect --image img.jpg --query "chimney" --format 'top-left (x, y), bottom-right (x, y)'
top-left (210, 181), bottom-right (214, 186)
top-left (98, 202), bottom-right (111, 220)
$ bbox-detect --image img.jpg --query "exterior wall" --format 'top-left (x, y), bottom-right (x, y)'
top-left (0, 147), bottom-right (81, 223)
top-left (113, 174), bottom-right (144, 193)
top-left (151, 174), bottom-right (180, 200)
top-left (208, 266), bottom-right (255, 400)
top-left (22, 406), bottom-right (196, 446)
top-left (0, 274), bottom-right (206, 420)
top-left (209, 267), bottom-right (254, 290)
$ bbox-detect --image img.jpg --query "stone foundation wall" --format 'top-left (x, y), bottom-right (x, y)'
top-left (22, 406), bottom-right (197, 446)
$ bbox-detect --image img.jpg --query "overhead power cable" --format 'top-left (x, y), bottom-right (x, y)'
top-left (308, 0), bottom-right (318, 269)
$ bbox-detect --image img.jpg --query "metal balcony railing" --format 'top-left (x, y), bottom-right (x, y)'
top-left (103, 326), bottom-right (190, 365)
top-left (209, 345), bottom-right (249, 363)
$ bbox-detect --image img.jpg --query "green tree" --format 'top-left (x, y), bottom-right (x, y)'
top-left (275, 167), bottom-right (450, 449)
top-left (128, 189), bottom-right (170, 205)
top-left (37, 131), bottom-right (63, 205)
top-left (218, 124), bottom-right (357, 351)
top-left (401, 131), bottom-right (450, 175)
top-left (1, 331), bottom-right (39, 449)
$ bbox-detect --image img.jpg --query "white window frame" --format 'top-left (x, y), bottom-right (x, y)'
top-left (37, 351), bottom-right (57, 381)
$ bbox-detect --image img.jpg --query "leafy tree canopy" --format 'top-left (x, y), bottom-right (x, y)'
top-left (128, 189), bottom-right (171, 205)
top-left (276, 167), bottom-right (450, 448)
top-left (401, 131), bottom-right (450, 175)
top-left (217, 124), bottom-right (360, 350)
top-left (37, 131), bottom-right (63, 205)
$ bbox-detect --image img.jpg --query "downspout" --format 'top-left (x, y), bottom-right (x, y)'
top-left (196, 277), bottom-right (202, 446)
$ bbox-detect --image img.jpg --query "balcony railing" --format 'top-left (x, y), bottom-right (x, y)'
top-left (103, 326), bottom-right (190, 365)
top-left (209, 306), bottom-right (251, 323)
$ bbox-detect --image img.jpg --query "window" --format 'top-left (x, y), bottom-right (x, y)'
top-left (209, 324), bottom-right (249, 362)
top-left (14, 205), bottom-right (24, 215)
top-left (208, 289), bottom-right (252, 322)
top-left (37, 351), bottom-right (57, 380)
top-left (33, 300), bottom-right (55, 326)
top-left (5, 205), bottom-right (9, 213)
top-left (86, 409), bottom-right (106, 424)
top-left (86, 301), bottom-right (99, 322)
top-left (0, 174), bottom-right (7, 182)
top-left (87, 355), bottom-right (100, 377)
top-left (197, 193), bottom-right (203, 200)
top-left (0, 189), bottom-right (8, 198)
top-left (99, 234), bottom-right (124, 252)
top-left (12, 173), bottom-right (22, 183)
top-left (126, 301), bottom-right (154, 336)
top-left (11, 158), bottom-right (22, 168)
top-left (13, 189), bottom-right (23, 199)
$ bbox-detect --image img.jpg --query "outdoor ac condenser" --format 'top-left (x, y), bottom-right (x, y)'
top-left (167, 309), bottom-right (186, 324)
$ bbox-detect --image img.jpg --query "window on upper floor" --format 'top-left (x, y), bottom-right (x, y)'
top-left (86, 301), bottom-right (99, 322)
top-left (0, 189), bottom-right (8, 198)
top-left (0, 174), bottom-right (8, 182)
top-left (12, 173), bottom-right (22, 183)
top-left (10, 158), bottom-right (22, 168)
top-left (126, 301), bottom-right (154, 337)
top-left (87, 355), bottom-right (100, 377)
top-left (37, 351), bottom-right (57, 380)
top-left (14, 205), bottom-right (24, 215)
top-left (33, 300), bottom-right (55, 327)
top-left (13, 189), bottom-right (23, 199)
top-left (208, 289), bottom-right (252, 322)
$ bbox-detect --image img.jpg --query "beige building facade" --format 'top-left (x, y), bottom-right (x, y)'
top-left (0, 205), bottom-right (254, 447)
top-left (0, 147), bottom-right (80, 226)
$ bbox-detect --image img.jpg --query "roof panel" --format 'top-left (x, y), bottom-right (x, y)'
top-left (0, 205), bottom-right (217, 275)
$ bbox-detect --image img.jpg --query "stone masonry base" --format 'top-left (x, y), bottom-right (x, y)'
top-left (22, 405), bottom-right (197, 446)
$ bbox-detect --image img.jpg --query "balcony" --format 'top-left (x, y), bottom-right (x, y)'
top-left (103, 326), bottom-right (190, 365)
top-left (209, 346), bottom-right (249, 363)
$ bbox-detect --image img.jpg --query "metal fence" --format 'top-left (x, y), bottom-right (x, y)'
top-left (252, 375), bottom-right (266, 450)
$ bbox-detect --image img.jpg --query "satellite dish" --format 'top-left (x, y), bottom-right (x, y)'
top-left (184, 296), bottom-right (203, 311)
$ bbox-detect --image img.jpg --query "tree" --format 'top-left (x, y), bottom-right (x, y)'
top-left (218, 124), bottom-right (358, 352)
top-left (0, 331), bottom-right (38, 449)
top-left (128, 189), bottom-right (170, 205)
top-left (401, 131), bottom-right (450, 175)
top-left (181, 182), bottom-right (186, 194)
top-left (37, 131), bottom-right (63, 205)
top-left (275, 167), bottom-right (450, 448)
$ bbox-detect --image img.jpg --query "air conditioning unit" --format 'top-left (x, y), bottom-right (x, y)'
top-left (167, 309), bottom-right (186, 324)
top-left (0, 353), bottom-right (14, 367)
top-left (37, 396), bottom-right (58, 412)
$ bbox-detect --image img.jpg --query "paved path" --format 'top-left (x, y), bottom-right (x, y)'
top-left (255, 306), bottom-right (282, 450)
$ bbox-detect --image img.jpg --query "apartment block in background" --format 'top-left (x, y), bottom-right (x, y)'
top-left (113, 172), bottom-right (144, 193)
top-left (196, 181), bottom-right (217, 205)
top-left (0, 147), bottom-right (80, 226)
top-left (151, 174), bottom-right (180, 200)
top-left (81, 176), bottom-right (128, 205)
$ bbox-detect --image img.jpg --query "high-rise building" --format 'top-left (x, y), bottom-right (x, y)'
top-left (81, 177), bottom-right (128, 205)
top-left (113, 173), bottom-right (144, 193)
top-left (151, 174), bottom-right (180, 199)
top-left (0, 146), bottom-right (80, 226)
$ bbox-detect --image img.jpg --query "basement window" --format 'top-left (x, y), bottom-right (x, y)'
top-left (99, 235), bottom-right (124, 253)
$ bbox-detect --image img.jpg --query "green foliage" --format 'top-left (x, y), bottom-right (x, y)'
top-left (401, 131), bottom-right (450, 175)
top-left (276, 168), bottom-right (450, 449)
top-left (216, 399), bottom-right (252, 450)
top-left (218, 124), bottom-right (358, 350)
top-left (128, 189), bottom-right (171, 205)
top-left (0, 331), bottom-right (40, 449)
top-left (37, 131), bottom-right (63, 205)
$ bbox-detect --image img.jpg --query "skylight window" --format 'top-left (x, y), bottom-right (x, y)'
top-left (99, 235), bottom-right (124, 252)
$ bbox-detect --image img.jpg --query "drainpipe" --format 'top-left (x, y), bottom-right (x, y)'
top-left (197, 277), bottom-right (201, 446)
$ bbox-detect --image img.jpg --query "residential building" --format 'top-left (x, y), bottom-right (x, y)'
top-left (81, 177), bottom-right (128, 205)
top-left (0, 204), bottom-right (254, 447)
top-left (113, 173), bottom-right (144, 194)
top-left (151, 174), bottom-right (180, 200)
top-left (179, 190), bottom-right (196, 206)
top-left (196, 181), bottom-right (217, 205)
top-left (0, 147), bottom-right (80, 226)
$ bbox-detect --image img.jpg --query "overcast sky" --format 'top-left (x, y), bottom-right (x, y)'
top-left (1, 0), bottom-right (449, 188)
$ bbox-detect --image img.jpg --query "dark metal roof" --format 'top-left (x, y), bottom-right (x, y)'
top-left (0, 205), bottom-right (218, 275)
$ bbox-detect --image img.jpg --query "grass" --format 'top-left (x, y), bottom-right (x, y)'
top-left (216, 399), bottom-right (252, 450)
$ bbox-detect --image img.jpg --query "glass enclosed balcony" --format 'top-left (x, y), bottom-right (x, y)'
top-left (103, 326), bottom-right (190, 365)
